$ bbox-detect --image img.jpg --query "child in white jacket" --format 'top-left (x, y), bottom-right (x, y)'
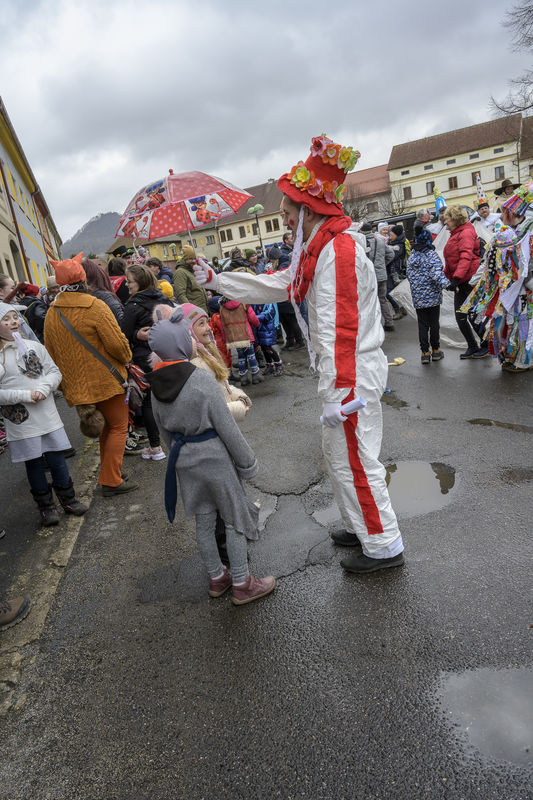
top-left (0, 302), bottom-right (87, 526)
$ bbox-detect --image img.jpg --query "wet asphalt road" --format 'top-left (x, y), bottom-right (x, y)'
top-left (1, 315), bottom-right (532, 800)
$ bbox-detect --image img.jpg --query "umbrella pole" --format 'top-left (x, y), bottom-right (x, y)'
top-left (179, 204), bottom-right (196, 257)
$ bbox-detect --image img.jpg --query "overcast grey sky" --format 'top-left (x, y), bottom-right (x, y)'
top-left (2, 0), bottom-right (529, 241)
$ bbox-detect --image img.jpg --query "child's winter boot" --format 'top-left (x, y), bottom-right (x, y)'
top-left (31, 486), bottom-right (60, 526)
top-left (53, 479), bottom-right (88, 516)
top-left (274, 362), bottom-right (283, 376)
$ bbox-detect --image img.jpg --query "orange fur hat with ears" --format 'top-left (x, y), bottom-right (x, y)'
top-left (49, 252), bottom-right (86, 286)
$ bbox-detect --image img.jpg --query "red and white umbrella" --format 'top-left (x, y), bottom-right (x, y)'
top-left (115, 170), bottom-right (253, 243)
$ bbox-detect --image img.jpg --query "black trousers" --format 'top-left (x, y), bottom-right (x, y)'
top-left (141, 388), bottom-right (160, 448)
top-left (416, 306), bottom-right (441, 351)
top-left (454, 282), bottom-right (479, 348)
top-left (261, 345), bottom-right (281, 364)
top-left (279, 312), bottom-right (303, 345)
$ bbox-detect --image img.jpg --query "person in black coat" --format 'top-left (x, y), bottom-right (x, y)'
top-left (121, 265), bottom-right (174, 459)
top-left (17, 286), bottom-right (48, 343)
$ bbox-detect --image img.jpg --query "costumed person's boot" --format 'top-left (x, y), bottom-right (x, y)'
top-left (31, 486), bottom-right (60, 526)
top-left (53, 479), bottom-right (88, 516)
top-left (240, 372), bottom-right (251, 386)
top-left (251, 370), bottom-right (264, 384)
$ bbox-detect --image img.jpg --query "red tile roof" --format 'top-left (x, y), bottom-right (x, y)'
top-left (387, 115), bottom-right (523, 170)
top-left (345, 164), bottom-right (390, 196)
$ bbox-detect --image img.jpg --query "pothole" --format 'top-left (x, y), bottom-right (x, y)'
top-left (385, 461), bottom-right (457, 517)
top-left (381, 390), bottom-right (408, 409)
top-left (436, 667), bottom-right (533, 767)
top-left (468, 418), bottom-right (533, 434)
top-left (500, 467), bottom-right (533, 484)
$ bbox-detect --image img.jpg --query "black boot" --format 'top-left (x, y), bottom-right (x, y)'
top-left (53, 479), bottom-right (88, 516)
top-left (31, 486), bottom-right (60, 526)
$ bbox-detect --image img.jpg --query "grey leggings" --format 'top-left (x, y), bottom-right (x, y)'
top-left (195, 511), bottom-right (249, 584)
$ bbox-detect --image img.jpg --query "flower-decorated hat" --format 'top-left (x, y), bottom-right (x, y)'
top-left (277, 134), bottom-right (361, 216)
top-left (501, 179), bottom-right (533, 217)
top-left (49, 252), bottom-right (86, 286)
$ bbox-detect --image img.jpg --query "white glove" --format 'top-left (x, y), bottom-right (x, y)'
top-left (320, 402), bottom-right (347, 428)
top-left (193, 258), bottom-right (218, 290)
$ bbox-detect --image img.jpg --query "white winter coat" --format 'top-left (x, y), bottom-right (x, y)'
top-left (0, 339), bottom-right (64, 441)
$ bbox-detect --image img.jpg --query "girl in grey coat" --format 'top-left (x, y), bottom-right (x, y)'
top-left (147, 307), bottom-right (276, 606)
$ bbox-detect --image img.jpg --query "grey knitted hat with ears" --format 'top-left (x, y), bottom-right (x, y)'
top-left (148, 306), bottom-right (194, 361)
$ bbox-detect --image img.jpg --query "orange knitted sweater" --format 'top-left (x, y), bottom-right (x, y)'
top-left (44, 292), bottom-right (132, 406)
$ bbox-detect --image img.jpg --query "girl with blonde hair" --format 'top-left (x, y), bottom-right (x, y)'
top-left (152, 303), bottom-right (251, 421)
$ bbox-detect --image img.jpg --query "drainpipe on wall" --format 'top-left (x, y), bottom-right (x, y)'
top-left (0, 157), bottom-right (30, 280)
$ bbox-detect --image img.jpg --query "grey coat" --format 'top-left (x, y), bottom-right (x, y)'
top-left (365, 234), bottom-right (394, 282)
top-left (148, 363), bottom-right (260, 538)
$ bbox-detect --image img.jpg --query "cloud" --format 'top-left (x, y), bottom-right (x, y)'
top-left (2, 0), bottom-right (529, 240)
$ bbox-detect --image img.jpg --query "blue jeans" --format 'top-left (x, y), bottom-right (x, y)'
top-left (25, 451), bottom-right (70, 493)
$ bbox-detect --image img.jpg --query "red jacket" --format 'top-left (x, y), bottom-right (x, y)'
top-left (443, 222), bottom-right (480, 283)
top-left (209, 313), bottom-right (232, 367)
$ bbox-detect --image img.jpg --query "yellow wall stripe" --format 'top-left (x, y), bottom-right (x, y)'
top-left (18, 224), bottom-right (46, 256)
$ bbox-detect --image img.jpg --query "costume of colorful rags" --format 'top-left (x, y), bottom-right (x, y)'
top-left (461, 181), bottom-right (533, 371)
top-left (213, 135), bottom-right (403, 559)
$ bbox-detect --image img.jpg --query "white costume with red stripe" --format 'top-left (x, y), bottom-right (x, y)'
top-left (217, 220), bottom-right (403, 558)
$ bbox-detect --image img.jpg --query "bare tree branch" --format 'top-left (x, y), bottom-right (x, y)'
top-left (503, 2), bottom-right (533, 51)
top-left (492, 2), bottom-right (533, 115)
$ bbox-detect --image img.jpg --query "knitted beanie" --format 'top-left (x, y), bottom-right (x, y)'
top-left (0, 301), bottom-right (17, 321)
top-left (244, 249), bottom-right (255, 259)
top-left (415, 228), bottom-right (433, 248)
top-left (148, 307), bottom-right (193, 361)
top-left (49, 252), bottom-right (86, 285)
top-left (20, 283), bottom-right (39, 296)
top-left (182, 245), bottom-right (195, 260)
top-left (179, 302), bottom-right (208, 337)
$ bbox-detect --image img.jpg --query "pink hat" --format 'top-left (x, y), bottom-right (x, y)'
top-left (180, 303), bottom-right (208, 341)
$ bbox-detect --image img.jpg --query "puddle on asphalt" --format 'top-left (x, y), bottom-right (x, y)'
top-left (381, 390), bottom-right (408, 409)
top-left (312, 461), bottom-right (457, 525)
top-left (385, 461), bottom-right (456, 517)
top-left (468, 418), bottom-right (533, 434)
top-left (437, 667), bottom-right (533, 767)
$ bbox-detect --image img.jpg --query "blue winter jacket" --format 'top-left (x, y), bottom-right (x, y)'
top-left (253, 303), bottom-right (277, 346)
top-left (406, 246), bottom-right (449, 308)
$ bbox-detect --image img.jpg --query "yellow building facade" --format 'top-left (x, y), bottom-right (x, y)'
top-left (0, 98), bottom-right (61, 284)
top-left (388, 115), bottom-right (533, 215)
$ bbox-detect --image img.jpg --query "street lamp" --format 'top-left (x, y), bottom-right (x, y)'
top-left (247, 203), bottom-right (265, 254)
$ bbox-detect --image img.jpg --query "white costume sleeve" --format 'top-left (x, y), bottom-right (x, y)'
top-left (312, 231), bottom-right (381, 403)
top-left (217, 268), bottom-right (291, 304)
